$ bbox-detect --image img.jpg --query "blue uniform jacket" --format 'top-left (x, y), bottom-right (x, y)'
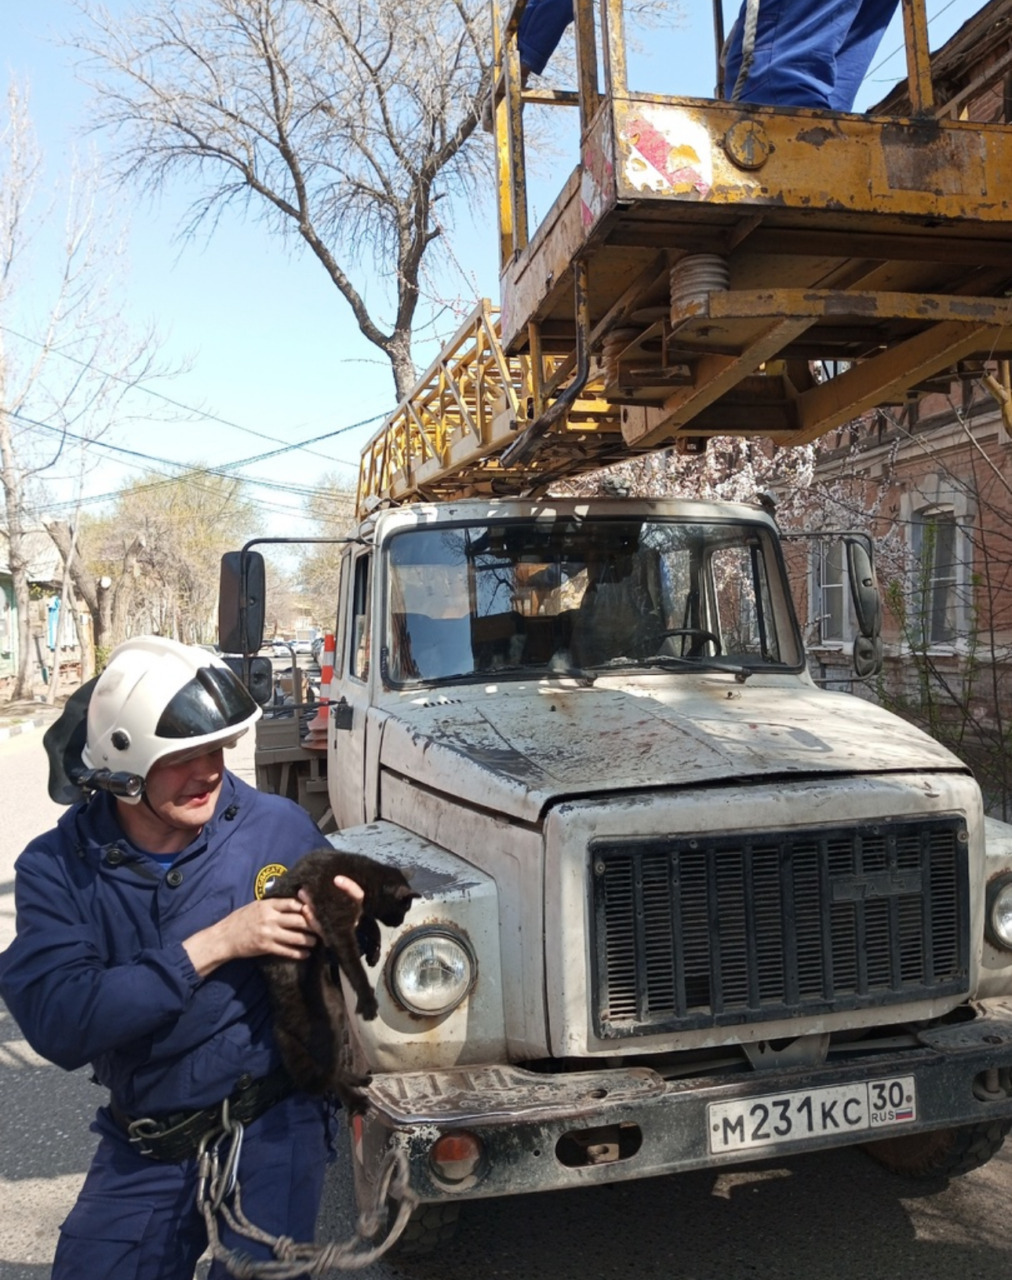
top-left (0, 773), bottom-right (323, 1117)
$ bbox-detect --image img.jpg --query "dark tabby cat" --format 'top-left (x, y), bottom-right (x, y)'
top-left (262, 847), bottom-right (418, 1114)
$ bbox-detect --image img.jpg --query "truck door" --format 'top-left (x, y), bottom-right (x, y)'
top-left (330, 545), bottom-right (372, 829)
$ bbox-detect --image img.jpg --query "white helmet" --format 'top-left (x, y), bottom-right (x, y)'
top-left (82, 636), bottom-right (261, 803)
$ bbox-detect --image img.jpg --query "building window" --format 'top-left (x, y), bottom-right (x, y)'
top-left (911, 508), bottom-right (964, 647)
top-left (812, 540), bottom-right (851, 645)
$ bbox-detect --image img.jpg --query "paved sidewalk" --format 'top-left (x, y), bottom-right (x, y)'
top-left (0, 695), bottom-right (74, 743)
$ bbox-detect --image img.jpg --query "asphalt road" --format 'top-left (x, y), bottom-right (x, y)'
top-left (2, 724), bottom-right (1012, 1278)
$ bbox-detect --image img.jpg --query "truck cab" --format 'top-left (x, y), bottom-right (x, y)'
top-left (224, 494), bottom-right (1012, 1248)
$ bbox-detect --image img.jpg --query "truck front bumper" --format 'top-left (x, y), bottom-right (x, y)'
top-left (353, 1011), bottom-right (1012, 1203)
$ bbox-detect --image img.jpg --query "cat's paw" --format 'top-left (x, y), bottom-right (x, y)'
top-left (357, 917), bottom-right (381, 966)
top-left (356, 991), bottom-right (379, 1020)
top-left (336, 1077), bottom-right (373, 1116)
top-left (347, 1091), bottom-right (370, 1117)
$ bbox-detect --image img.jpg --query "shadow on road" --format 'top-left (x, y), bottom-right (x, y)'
top-left (320, 1135), bottom-right (1011, 1280)
top-left (0, 1005), bottom-right (98, 1183)
top-left (0, 1001), bottom-right (97, 1278)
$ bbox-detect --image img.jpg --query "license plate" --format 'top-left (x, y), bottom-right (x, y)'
top-left (708, 1076), bottom-right (917, 1154)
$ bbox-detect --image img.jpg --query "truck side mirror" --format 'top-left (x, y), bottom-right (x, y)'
top-left (852, 634), bottom-right (884, 679)
top-left (844, 537), bottom-right (882, 640)
top-left (220, 654), bottom-right (274, 706)
top-left (844, 536), bottom-right (883, 677)
top-left (218, 550), bottom-right (266, 655)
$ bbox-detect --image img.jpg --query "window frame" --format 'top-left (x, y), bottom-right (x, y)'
top-left (810, 538), bottom-right (854, 648)
top-left (911, 505), bottom-right (965, 650)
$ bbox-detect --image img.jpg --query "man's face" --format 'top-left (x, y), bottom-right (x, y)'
top-left (146, 747), bottom-right (226, 832)
top-left (117, 746), bottom-right (227, 852)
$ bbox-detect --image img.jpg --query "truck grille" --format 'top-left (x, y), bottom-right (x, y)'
top-left (590, 817), bottom-right (969, 1039)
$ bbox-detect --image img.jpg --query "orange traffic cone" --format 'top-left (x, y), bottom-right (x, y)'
top-left (303, 633), bottom-right (335, 751)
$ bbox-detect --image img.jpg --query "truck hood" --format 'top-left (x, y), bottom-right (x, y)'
top-left (378, 676), bottom-right (965, 824)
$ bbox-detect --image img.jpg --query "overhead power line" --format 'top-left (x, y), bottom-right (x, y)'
top-left (866, 0), bottom-right (964, 78)
top-left (10, 407), bottom-right (383, 512)
top-left (0, 322), bottom-right (382, 466)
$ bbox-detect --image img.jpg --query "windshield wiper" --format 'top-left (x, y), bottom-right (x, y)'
top-left (647, 655), bottom-right (752, 681)
top-left (592, 654), bottom-right (754, 681)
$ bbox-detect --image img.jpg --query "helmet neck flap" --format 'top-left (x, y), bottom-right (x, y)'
top-left (45, 637), bottom-right (261, 805)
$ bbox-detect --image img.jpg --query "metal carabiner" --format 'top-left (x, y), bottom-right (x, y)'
top-left (209, 1107), bottom-right (245, 1213)
top-left (195, 1125), bottom-right (221, 1208)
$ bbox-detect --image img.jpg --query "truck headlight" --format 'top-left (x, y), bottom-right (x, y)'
top-left (389, 928), bottom-right (476, 1016)
top-left (987, 873), bottom-right (1012, 951)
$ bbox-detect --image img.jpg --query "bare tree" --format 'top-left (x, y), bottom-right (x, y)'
top-left (79, 468), bottom-right (260, 647)
top-left (0, 81), bottom-right (161, 696)
top-left (44, 517), bottom-right (145, 670)
top-left (742, 381), bottom-right (1012, 820)
top-left (555, 436), bottom-right (818, 515)
top-left (297, 471), bottom-right (358, 628)
top-left (83, 0), bottom-right (494, 401)
top-left (868, 395), bottom-right (1012, 820)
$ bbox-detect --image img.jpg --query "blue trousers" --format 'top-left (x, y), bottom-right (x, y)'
top-left (53, 1094), bottom-right (334, 1280)
top-left (517, 0), bottom-right (573, 76)
top-left (724, 0), bottom-right (900, 111)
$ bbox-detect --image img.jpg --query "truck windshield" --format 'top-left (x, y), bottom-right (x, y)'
top-left (383, 517), bottom-right (801, 686)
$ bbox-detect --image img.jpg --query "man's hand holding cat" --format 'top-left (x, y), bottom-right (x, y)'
top-left (183, 898), bottom-right (323, 977)
top-left (297, 875), bottom-right (364, 939)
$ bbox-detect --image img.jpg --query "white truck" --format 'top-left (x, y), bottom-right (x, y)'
top-left (217, 0), bottom-right (1012, 1246)
top-left (220, 492), bottom-right (1012, 1251)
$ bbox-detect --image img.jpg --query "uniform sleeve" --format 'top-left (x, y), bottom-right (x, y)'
top-left (0, 848), bottom-right (201, 1073)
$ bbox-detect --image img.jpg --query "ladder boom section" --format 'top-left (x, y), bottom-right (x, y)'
top-left (356, 300), bottom-right (626, 515)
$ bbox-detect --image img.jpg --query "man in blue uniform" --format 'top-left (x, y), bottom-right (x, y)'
top-left (517, 0), bottom-right (573, 78)
top-left (724, 0), bottom-right (900, 111)
top-left (513, 0), bottom-right (897, 112)
top-left (0, 636), bottom-right (362, 1279)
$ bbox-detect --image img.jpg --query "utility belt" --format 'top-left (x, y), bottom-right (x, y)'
top-left (109, 1064), bottom-right (295, 1163)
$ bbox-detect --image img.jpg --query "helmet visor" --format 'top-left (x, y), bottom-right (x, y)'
top-left (156, 732), bottom-right (247, 769)
top-left (155, 665), bottom-right (259, 739)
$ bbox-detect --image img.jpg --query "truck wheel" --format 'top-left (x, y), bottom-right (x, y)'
top-left (863, 1117), bottom-right (1012, 1180)
top-left (387, 1202), bottom-right (460, 1257)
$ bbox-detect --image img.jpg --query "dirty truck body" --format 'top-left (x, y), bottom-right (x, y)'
top-left (248, 496), bottom-right (1012, 1216)
top-left (221, 0), bottom-right (1012, 1232)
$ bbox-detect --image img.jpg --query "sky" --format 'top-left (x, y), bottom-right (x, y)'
top-left (2, 0), bottom-right (983, 539)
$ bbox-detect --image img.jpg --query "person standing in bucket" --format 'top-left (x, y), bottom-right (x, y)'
top-left (723, 0), bottom-right (900, 111)
top-left (0, 636), bottom-right (362, 1279)
top-left (510, 0), bottom-right (898, 113)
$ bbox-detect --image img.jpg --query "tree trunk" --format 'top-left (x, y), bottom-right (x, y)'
top-left (388, 332), bottom-right (417, 404)
top-left (0, 409), bottom-right (36, 700)
top-left (69, 582), bottom-right (96, 681)
top-left (44, 518), bottom-right (147, 658)
top-left (10, 542), bottom-right (35, 700)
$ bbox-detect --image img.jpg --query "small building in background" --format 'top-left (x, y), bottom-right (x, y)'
top-left (0, 528), bottom-right (87, 701)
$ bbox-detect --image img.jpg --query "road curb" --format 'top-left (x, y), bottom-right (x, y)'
top-left (0, 717), bottom-right (48, 743)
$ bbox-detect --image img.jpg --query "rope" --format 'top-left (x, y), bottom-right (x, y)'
top-left (730, 0), bottom-right (761, 102)
top-left (195, 1111), bottom-right (420, 1277)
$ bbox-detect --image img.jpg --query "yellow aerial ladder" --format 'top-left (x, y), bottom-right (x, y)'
top-left (357, 0), bottom-right (1012, 516)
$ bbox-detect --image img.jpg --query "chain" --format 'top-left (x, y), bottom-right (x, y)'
top-left (194, 1104), bottom-right (420, 1278)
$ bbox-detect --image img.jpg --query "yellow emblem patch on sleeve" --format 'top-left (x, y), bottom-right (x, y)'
top-left (254, 863), bottom-right (288, 900)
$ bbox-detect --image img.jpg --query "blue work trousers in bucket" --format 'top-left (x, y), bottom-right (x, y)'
top-left (724, 0), bottom-right (900, 110)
